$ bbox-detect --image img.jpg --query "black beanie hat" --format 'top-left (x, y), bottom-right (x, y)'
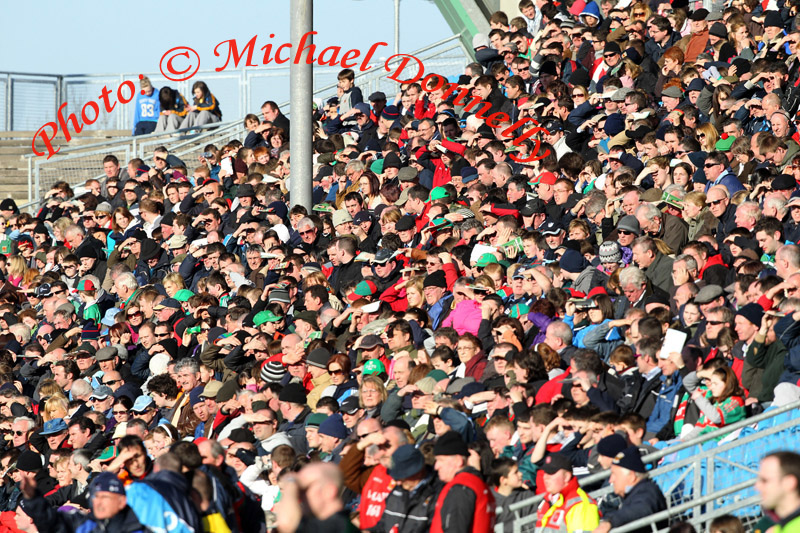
top-left (433, 431), bottom-right (468, 457)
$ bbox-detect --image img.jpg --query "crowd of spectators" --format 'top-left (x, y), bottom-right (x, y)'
top-left (5, 0), bottom-right (800, 530)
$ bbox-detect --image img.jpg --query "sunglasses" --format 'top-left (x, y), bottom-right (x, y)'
top-left (127, 311), bottom-right (143, 318)
top-left (618, 229), bottom-right (635, 235)
top-left (703, 163), bottom-right (719, 168)
top-left (328, 369), bottom-right (346, 375)
top-left (707, 199), bottom-right (725, 206)
top-left (103, 379), bottom-right (121, 386)
top-left (604, 53), bottom-right (619, 58)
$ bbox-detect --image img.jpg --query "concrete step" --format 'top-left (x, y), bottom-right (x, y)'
top-left (0, 130), bottom-right (129, 139)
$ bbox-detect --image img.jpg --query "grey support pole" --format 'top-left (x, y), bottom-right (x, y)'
top-left (289, 0), bottom-right (313, 210)
top-left (394, 0), bottom-right (400, 55)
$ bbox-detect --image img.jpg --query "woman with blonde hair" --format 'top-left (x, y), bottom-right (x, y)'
top-left (359, 375), bottom-right (387, 418)
top-left (379, 206), bottom-right (403, 234)
top-left (43, 394), bottom-right (69, 422)
top-left (567, 219), bottom-right (592, 241)
top-left (6, 256), bottom-right (25, 287)
top-left (162, 272), bottom-right (185, 298)
top-left (21, 268), bottom-right (39, 291)
top-left (696, 122), bottom-right (719, 153)
top-left (38, 379), bottom-right (62, 399)
top-left (618, 59), bottom-right (657, 92)
top-left (683, 191), bottom-right (718, 240)
top-left (381, 274), bottom-right (426, 311)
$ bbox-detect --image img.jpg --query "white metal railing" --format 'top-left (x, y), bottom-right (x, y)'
top-left (20, 121), bottom-right (243, 213)
top-left (17, 35), bottom-right (470, 212)
top-left (4, 35), bottom-right (467, 133)
top-left (502, 401), bottom-right (800, 533)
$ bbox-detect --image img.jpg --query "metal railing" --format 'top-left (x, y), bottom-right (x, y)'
top-left (16, 35), bottom-right (470, 212)
top-left (20, 120), bottom-right (244, 213)
top-left (2, 34), bottom-right (468, 134)
top-left (0, 73), bottom-right (61, 131)
top-left (502, 400), bottom-right (800, 533)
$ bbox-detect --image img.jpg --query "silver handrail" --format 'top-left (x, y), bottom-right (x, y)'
top-left (506, 400), bottom-right (800, 514)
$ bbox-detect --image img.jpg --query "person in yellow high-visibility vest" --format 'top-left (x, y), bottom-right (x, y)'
top-left (536, 454), bottom-right (600, 533)
top-left (756, 451), bottom-right (800, 533)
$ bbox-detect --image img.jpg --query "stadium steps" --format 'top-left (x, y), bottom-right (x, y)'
top-left (0, 130), bottom-right (130, 204)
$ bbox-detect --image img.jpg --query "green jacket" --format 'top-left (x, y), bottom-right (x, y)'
top-left (745, 333), bottom-right (787, 403)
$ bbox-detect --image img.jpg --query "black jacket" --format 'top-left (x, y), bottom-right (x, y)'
top-left (632, 371), bottom-right (663, 421)
top-left (272, 112), bottom-right (291, 137)
top-left (436, 467), bottom-right (491, 532)
top-left (44, 479), bottom-right (90, 509)
top-left (715, 204), bottom-right (737, 243)
top-left (374, 470), bottom-right (443, 533)
top-left (603, 478), bottom-right (667, 533)
top-left (330, 258), bottom-right (364, 298)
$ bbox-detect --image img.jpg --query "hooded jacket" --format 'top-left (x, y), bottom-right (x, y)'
top-left (573, 265), bottom-right (609, 294)
top-left (126, 469), bottom-right (202, 533)
top-left (579, 2), bottom-right (603, 26)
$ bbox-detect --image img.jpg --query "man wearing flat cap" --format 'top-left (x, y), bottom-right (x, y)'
top-left (675, 8), bottom-right (711, 63)
top-left (594, 446), bottom-right (667, 533)
top-left (536, 453), bottom-right (600, 532)
top-left (431, 431), bottom-right (495, 532)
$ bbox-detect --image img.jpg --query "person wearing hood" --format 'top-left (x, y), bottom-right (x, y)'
top-left (579, 2), bottom-right (602, 28)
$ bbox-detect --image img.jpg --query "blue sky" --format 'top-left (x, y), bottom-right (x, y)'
top-left (1, 0), bottom-right (456, 131)
top-left (1, 0), bottom-right (451, 75)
